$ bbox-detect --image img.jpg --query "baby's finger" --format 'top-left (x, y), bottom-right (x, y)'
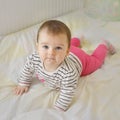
top-left (24, 87), bottom-right (29, 93)
top-left (19, 89), bottom-right (25, 95)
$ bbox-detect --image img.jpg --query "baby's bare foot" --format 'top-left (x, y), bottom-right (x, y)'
top-left (102, 40), bottom-right (116, 55)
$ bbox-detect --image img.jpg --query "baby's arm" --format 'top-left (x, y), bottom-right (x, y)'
top-left (14, 54), bottom-right (35, 95)
top-left (14, 85), bottom-right (29, 95)
top-left (54, 74), bottom-right (78, 111)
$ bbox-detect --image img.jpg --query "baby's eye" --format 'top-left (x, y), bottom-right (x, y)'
top-left (55, 46), bottom-right (62, 50)
top-left (43, 45), bottom-right (49, 49)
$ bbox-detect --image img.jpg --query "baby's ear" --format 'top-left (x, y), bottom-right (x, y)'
top-left (36, 42), bottom-right (39, 49)
top-left (66, 49), bottom-right (70, 56)
top-left (36, 42), bottom-right (38, 46)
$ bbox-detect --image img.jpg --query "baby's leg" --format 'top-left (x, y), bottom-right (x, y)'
top-left (70, 38), bottom-right (116, 76)
top-left (90, 40), bottom-right (116, 68)
top-left (70, 37), bottom-right (107, 75)
top-left (82, 40), bottom-right (116, 76)
top-left (80, 44), bottom-right (108, 76)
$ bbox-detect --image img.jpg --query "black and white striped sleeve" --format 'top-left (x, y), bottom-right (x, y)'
top-left (54, 70), bottom-right (79, 111)
top-left (18, 55), bottom-right (35, 86)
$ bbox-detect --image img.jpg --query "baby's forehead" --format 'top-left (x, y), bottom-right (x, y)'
top-left (39, 29), bottom-right (67, 37)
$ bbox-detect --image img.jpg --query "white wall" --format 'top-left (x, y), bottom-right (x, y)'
top-left (0, 0), bottom-right (84, 36)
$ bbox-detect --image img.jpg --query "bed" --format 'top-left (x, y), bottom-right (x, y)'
top-left (0, 0), bottom-right (120, 120)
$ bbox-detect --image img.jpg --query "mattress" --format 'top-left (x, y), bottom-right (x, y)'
top-left (0, 10), bottom-right (120, 120)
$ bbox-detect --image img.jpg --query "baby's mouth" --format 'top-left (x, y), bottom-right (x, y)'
top-left (46, 58), bottom-right (55, 61)
top-left (47, 57), bottom-right (55, 60)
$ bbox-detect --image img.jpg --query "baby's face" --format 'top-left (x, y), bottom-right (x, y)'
top-left (36, 29), bottom-right (69, 72)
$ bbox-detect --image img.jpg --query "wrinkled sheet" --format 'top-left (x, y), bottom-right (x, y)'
top-left (0, 10), bottom-right (120, 120)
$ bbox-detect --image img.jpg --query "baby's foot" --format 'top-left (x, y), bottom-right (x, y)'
top-left (102, 40), bottom-right (116, 55)
top-left (71, 37), bottom-right (81, 47)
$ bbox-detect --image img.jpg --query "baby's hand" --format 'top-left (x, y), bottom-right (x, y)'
top-left (14, 85), bottom-right (29, 95)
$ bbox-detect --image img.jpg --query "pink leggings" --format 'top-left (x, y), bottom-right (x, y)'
top-left (70, 38), bottom-right (108, 76)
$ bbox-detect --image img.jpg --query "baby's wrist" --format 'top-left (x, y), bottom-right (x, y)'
top-left (53, 105), bottom-right (65, 112)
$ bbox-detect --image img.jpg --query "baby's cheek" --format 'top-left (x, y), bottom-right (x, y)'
top-left (58, 55), bottom-right (66, 62)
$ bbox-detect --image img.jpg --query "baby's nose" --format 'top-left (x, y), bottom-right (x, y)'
top-left (48, 49), bottom-right (55, 55)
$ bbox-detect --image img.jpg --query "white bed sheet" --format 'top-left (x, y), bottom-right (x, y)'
top-left (0, 10), bottom-right (120, 120)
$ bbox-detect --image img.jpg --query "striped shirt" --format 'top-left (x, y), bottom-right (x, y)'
top-left (18, 51), bottom-right (82, 111)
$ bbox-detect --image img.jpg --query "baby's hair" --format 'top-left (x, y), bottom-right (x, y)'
top-left (37, 20), bottom-right (71, 48)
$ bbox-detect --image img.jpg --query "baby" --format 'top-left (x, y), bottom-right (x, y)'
top-left (14, 20), bottom-right (116, 111)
